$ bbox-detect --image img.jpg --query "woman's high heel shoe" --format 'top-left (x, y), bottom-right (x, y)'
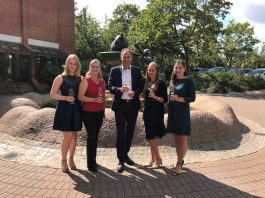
top-left (171, 160), bottom-right (184, 176)
top-left (61, 160), bottom-right (70, 173)
top-left (172, 160), bottom-right (184, 168)
top-left (69, 157), bottom-right (77, 170)
top-left (144, 161), bottom-right (155, 167)
top-left (171, 162), bottom-right (182, 176)
top-left (151, 160), bottom-right (163, 169)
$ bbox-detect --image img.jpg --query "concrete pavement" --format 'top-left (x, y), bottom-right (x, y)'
top-left (0, 90), bottom-right (265, 197)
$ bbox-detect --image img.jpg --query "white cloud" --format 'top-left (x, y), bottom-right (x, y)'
top-left (229, 0), bottom-right (265, 42)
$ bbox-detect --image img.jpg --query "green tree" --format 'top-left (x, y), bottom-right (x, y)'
top-left (221, 20), bottom-right (260, 67)
top-left (129, 0), bottom-right (232, 71)
top-left (246, 47), bottom-right (265, 69)
top-left (75, 7), bottom-right (104, 60)
top-left (102, 3), bottom-right (141, 50)
top-left (191, 37), bottom-right (223, 68)
top-left (109, 3), bottom-right (140, 34)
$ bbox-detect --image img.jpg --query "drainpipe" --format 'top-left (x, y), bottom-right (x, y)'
top-left (20, 0), bottom-right (24, 41)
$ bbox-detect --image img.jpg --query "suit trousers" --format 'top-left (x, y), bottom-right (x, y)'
top-left (114, 101), bottom-right (138, 162)
top-left (82, 111), bottom-right (104, 169)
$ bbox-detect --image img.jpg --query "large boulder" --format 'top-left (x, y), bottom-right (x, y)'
top-left (189, 95), bottom-right (241, 142)
top-left (0, 106), bottom-right (58, 142)
top-left (0, 95), bottom-right (40, 117)
top-left (0, 94), bottom-right (242, 147)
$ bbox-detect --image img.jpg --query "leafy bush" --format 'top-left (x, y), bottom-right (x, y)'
top-left (193, 72), bottom-right (265, 93)
top-left (80, 60), bottom-right (90, 76)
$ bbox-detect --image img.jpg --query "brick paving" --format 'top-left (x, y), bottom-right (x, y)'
top-left (0, 91), bottom-right (265, 197)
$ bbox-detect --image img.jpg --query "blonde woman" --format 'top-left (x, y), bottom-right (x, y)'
top-left (50, 54), bottom-right (83, 173)
top-left (78, 59), bottom-right (105, 172)
top-left (143, 62), bottom-right (168, 168)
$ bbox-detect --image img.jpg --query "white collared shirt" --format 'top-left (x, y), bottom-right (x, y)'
top-left (121, 65), bottom-right (132, 100)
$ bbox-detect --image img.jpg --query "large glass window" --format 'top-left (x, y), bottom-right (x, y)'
top-left (0, 53), bottom-right (4, 81)
top-left (0, 53), bottom-right (30, 82)
top-left (6, 54), bottom-right (13, 81)
top-left (17, 54), bottom-right (30, 81)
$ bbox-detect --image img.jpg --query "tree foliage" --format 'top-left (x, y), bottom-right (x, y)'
top-left (129, 0), bottom-right (232, 70)
top-left (102, 3), bottom-right (141, 51)
top-left (75, 7), bottom-right (105, 60)
top-left (74, 2), bottom-right (262, 72)
top-left (109, 3), bottom-right (140, 34)
top-left (221, 20), bottom-right (259, 67)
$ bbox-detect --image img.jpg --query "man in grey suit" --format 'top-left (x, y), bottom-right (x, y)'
top-left (108, 48), bottom-right (144, 173)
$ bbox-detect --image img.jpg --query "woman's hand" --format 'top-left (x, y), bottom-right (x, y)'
top-left (95, 96), bottom-right (104, 103)
top-left (149, 90), bottom-right (155, 98)
top-left (65, 96), bottom-right (75, 103)
top-left (171, 95), bottom-right (185, 103)
top-left (170, 94), bottom-right (178, 101)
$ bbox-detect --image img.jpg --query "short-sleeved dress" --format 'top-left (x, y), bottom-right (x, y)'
top-left (143, 80), bottom-right (168, 140)
top-left (166, 77), bottom-right (195, 136)
top-left (53, 75), bottom-right (82, 132)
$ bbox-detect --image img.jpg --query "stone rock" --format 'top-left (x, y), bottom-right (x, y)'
top-left (22, 92), bottom-right (50, 107)
top-left (0, 96), bottom-right (40, 117)
top-left (190, 95), bottom-right (241, 142)
top-left (0, 94), bottom-right (242, 147)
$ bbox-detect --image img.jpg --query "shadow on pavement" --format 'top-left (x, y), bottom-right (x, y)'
top-left (68, 165), bottom-right (260, 197)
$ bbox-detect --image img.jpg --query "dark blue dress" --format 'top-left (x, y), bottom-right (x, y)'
top-left (53, 75), bottom-right (82, 131)
top-left (167, 77), bottom-right (195, 136)
top-left (143, 80), bottom-right (168, 140)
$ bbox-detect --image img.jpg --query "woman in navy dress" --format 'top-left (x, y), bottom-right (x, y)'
top-left (167, 59), bottom-right (195, 175)
top-left (143, 62), bottom-right (168, 168)
top-left (50, 54), bottom-right (82, 173)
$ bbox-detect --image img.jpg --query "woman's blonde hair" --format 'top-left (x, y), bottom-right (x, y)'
top-left (86, 59), bottom-right (102, 79)
top-left (143, 62), bottom-right (160, 92)
top-left (62, 54), bottom-right (81, 76)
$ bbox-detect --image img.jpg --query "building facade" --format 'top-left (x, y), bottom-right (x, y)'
top-left (0, 0), bottom-right (74, 93)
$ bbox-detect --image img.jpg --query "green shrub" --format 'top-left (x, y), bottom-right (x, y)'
top-left (193, 72), bottom-right (265, 93)
top-left (80, 60), bottom-right (90, 76)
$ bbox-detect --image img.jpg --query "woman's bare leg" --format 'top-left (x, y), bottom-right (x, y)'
top-left (69, 132), bottom-right (77, 169)
top-left (174, 135), bottom-right (188, 173)
top-left (61, 132), bottom-right (73, 171)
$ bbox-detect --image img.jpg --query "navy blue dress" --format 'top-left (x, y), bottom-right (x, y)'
top-left (167, 77), bottom-right (195, 136)
top-left (53, 75), bottom-right (82, 131)
top-left (143, 80), bottom-right (168, 140)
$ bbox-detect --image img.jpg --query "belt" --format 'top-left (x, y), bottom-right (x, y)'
top-left (121, 99), bottom-right (133, 103)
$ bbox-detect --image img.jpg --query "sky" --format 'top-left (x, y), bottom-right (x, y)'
top-left (75, 0), bottom-right (265, 43)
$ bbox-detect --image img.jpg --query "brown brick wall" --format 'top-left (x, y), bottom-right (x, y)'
top-left (0, 0), bottom-right (74, 53)
top-left (23, 0), bottom-right (59, 43)
top-left (58, 0), bottom-right (75, 54)
top-left (0, 0), bottom-right (21, 37)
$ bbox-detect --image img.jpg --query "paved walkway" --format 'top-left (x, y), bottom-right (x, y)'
top-left (0, 91), bottom-right (265, 197)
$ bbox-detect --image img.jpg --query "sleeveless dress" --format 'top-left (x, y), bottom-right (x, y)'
top-left (166, 78), bottom-right (195, 136)
top-left (143, 80), bottom-right (168, 140)
top-left (53, 75), bottom-right (82, 131)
